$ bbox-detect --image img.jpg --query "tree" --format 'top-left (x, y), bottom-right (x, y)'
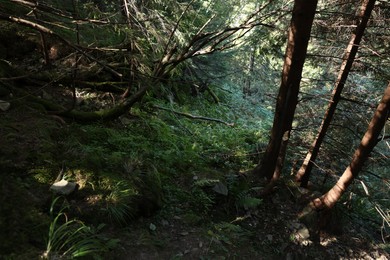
top-left (311, 81), bottom-right (390, 211)
top-left (0, 0), bottom-right (276, 122)
top-left (295, 0), bottom-right (377, 187)
top-left (243, 45), bottom-right (256, 97)
top-left (252, 0), bottom-right (318, 189)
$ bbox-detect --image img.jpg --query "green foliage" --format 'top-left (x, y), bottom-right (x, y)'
top-left (225, 174), bottom-right (262, 211)
top-left (207, 221), bottom-right (254, 255)
top-left (1, 0), bottom-right (389, 257)
top-left (235, 194), bottom-right (263, 210)
top-left (102, 181), bottom-right (138, 226)
top-left (44, 197), bottom-right (118, 259)
top-left (190, 178), bottom-right (220, 213)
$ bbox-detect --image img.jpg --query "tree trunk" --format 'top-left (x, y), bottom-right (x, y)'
top-left (243, 46), bottom-right (256, 97)
top-left (296, 0), bottom-right (376, 187)
top-left (312, 81), bottom-right (390, 210)
top-left (252, 0), bottom-right (318, 182)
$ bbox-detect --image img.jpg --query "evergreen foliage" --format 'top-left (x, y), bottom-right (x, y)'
top-left (0, 0), bottom-right (389, 258)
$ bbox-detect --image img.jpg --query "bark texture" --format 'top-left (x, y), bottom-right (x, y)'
top-left (313, 81), bottom-right (390, 210)
top-left (296, 0), bottom-right (377, 187)
top-left (253, 0), bottom-right (318, 181)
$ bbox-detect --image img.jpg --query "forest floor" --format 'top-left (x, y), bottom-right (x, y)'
top-left (0, 38), bottom-right (388, 258)
top-left (113, 195), bottom-right (389, 260)
top-left (0, 103), bottom-right (389, 259)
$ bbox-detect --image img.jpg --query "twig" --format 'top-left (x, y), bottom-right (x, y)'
top-left (162, 0), bottom-right (196, 59)
top-left (153, 105), bottom-right (234, 127)
top-left (0, 12), bottom-right (123, 79)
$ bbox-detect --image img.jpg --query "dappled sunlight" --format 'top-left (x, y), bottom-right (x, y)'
top-left (320, 235), bottom-right (338, 246)
top-left (0, 0), bottom-right (388, 258)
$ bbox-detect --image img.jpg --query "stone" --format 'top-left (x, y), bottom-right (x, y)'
top-left (212, 182), bottom-right (228, 196)
top-left (50, 179), bottom-right (78, 195)
top-left (297, 227), bottom-right (310, 240)
top-left (0, 100), bottom-right (10, 111)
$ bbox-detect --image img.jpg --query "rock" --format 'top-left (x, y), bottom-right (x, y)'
top-left (212, 182), bottom-right (228, 196)
top-left (0, 100), bottom-right (10, 111)
top-left (297, 227), bottom-right (310, 240)
top-left (149, 223), bottom-right (157, 231)
top-left (50, 179), bottom-right (78, 195)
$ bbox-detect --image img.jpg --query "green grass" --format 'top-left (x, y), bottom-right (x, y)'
top-left (43, 197), bottom-right (118, 259)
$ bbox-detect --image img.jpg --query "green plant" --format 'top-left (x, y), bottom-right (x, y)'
top-left (225, 174), bottom-right (262, 211)
top-left (206, 221), bottom-right (253, 255)
top-left (190, 178), bottom-right (220, 214)
top-left (43, 197), bottom-right (117, 259)
top-left (103, 181), bottom-right (137, 226)
top-left (235, 195), bottom-right (263, 210)
top-left (235, 188), bottom-right (263, 211)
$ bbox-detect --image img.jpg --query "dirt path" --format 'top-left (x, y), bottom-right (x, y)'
top-left (110, 191), bottom-right (389, 259)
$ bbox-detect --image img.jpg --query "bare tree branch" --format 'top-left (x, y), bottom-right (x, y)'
top-left (0, 12), bottom-right (123, 78)
top-left (153, 105), bottom-right (234, 126)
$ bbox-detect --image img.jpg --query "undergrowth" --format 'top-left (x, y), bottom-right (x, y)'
top-left (0, 83), bottom-right (272, 258)
top-left (43, 197), bottom-right (118, 259)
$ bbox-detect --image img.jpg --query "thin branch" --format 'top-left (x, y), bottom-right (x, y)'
top-left (340, 96), bottom-right (377, 108)
top-left (0, 12), bottom-right (123, 79)
top-left (153, 105), bottom-right (234, 126)
top-left (164, 0), bottom-right (196, 56)
top-left (157, 0), bottom-right (196, 71)
top-left (11, 0), bottom-right (117, 25)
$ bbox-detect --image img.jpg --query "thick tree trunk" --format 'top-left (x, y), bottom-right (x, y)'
top-left (312, 81), bottom-right (390, 210)
top-left (296, 0), bottom-right (376, 187)
top-left (253, 0), bottom-right (318, 181)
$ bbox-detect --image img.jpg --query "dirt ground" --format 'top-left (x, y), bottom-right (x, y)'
top-left (0, 102), bottom-right (389, 259)
top-left (0, 69), bottom-right (388, 260)
top-left (111, 191), bottom-right (389, 259)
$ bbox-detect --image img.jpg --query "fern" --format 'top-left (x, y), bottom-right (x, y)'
top-left (235, 188), bottom-right (262, 210)
top-left (193, 178), bottom-right (220, 187)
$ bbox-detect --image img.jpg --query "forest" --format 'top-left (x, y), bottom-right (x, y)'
top-left (0, 0), bottom-right (389, 259)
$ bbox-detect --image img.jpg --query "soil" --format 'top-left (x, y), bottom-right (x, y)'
top-left (1, 98), bottom-right (388, 260)
top-left (0, 31), bottom-right (388, 260)
top-left (110, 191), bottom-right (389, 260)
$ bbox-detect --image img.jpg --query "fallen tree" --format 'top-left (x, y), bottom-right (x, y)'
top-left (0, 0), bottom-right (277, 122)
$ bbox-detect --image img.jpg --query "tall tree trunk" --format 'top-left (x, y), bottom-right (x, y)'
top-left (312, 81), bottom-right (390, 210)
top-left (252, 0), bottom-right (318, 182)
top-left (296, 0), bottom-right (376, 187)
top-left (243, 46), bottom-right (256, 97)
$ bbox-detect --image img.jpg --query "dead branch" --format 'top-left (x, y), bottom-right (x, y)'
top-left (0, 11), bottom-right (123, 79)
top-left (10, 0), bottom-right (115, 25)
top-left (153, 105), bottom-right (234, 126)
